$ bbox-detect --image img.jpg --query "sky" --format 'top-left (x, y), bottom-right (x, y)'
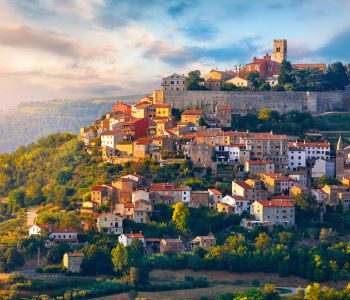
top-left (0, 0), bottom-right (350, 110)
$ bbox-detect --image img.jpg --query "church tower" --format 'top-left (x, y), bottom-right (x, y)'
top-left (273, 39), bottom-right (287, 63)
top-left (336, 134), bottom-right (345, 178)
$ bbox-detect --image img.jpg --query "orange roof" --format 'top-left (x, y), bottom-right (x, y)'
top-left (154, 104), bottom-right (171, 108)
top-left (124, 118), bottom-right (146, 124)
top-left (51, 227), bottom-right (77, 234)
top-left (135, 138), bottom-right (152, 145)
top-left (263, 173), bottom-right (293, 181)
top-left (182, 110), bottom-right (203, 116)
top-left (124, 232), bottom-right (144, 238)
top-left (292, 63), bottom-right (326, 70)
top-left (124, 203), bottom-right (135, 208)
top-left (295, 142), bottom-right (330, 147)
top-left (208, 188), bottom-right (222, 195)
top-left (92, 186), bottom-right (107, 192)
top-left (150, 183), bottom-right (190, 191)
top-left (256, 200), bottom-right (294, 207)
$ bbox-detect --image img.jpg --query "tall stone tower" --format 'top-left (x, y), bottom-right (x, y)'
top-left (336, 134), bottom-right (345, 178)
top-left (273, 39), bottom-right (287, 63)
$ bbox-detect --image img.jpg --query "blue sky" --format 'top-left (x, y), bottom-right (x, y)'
top-left (0, 0), bottom-right (349, 110)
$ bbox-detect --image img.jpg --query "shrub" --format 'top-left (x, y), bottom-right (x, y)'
top-left (184, 275), bottom-right (194, 282)
top-left (43, 264), bottom-right (63, 273)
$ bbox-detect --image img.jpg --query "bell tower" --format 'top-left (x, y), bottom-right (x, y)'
top-left (273, 39), bottom-right (287, 63)
top-left (336, 134), bottom-right (345, 178)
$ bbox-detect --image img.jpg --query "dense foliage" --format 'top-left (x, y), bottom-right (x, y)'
top-left (232, 110), bottom-right (314, 135)
top-left (276, 61), bottom-right (349, 91)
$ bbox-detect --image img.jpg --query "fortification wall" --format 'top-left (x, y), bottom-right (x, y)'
top-left (163, 90), bottom-right (345, 114)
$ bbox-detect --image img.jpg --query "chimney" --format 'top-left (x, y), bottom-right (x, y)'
top-left (178, 235), bottom-right (181, 241)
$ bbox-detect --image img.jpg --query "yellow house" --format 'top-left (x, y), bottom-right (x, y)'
top-left (116, 142), bottom-right (134, 155)
top-left (155, 104), bottom-right (172, 117)
top-left (225, 77), bottom-right (252, 88)
top-left (181, 110), bottom-right (203, 125)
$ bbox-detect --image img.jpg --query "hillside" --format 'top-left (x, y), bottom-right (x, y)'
top-left (0, 95), bottom-right (142, 153)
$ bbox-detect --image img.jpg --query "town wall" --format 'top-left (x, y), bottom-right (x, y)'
top-left (163, 90), bottom-right (346, 114)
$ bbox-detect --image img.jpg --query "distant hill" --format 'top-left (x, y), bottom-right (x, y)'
top-left (0, 95), bottom-right (142, 153)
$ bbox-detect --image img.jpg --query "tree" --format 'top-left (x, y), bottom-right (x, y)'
top-left (128, 239), bottom-right (144, 267)
top-left (278, 60), bottom-right (295, 85)
top-left (255, 232), bottom-right (272, 250)
top-left (47, 243), bottom-right (70, 264)
top-left (185, 70), bottom-right (206, 90)
top-left (327, 62), bottom-right (349, 90)
top-left (182, 178), bottom-right (206, 191)
top-left (304, 283), bottom-right (322, 300)
top-left (111, 243), bottom-right (129, 274)
top-left (247, 71), bottom-right (265, 90)
top-left (81, 245), bottom-right (113, 275)
top-left (5, 247), bottom-right (25, 269)
top-left (172, 202), bottom-right (190, 232)
top-left (319, 228), bottom-right (337, 243)
top-left (8, 188), bottom-right (26, 212)
top-left (172, 108), bottom-right (181, 121)
top-left (258, 108), bottom-right (273, 120)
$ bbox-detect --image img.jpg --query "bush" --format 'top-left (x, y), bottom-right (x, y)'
top-left (184, 275), bottom-right (194, 282)
top-left (8, 272), bottom-right (26, 284)
top-left (43, 264), bottom-right (63, 273)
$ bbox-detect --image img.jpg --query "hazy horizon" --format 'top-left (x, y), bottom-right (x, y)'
top-left (0, 0), bottom-right (350, 110)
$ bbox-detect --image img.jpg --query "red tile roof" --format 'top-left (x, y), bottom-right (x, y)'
top-left (295, 142), bottom-right (330, 147)
top-left (101, 130), bottom-right (122, 136)
top-left (292, 63), bottom-right (326, 70)
top-left (125, 232), bottom-right (144, 238)
top-left (233, 181), bottom-right (253, 189)
top-left (208, 188), bottom-right (222, 195)
top-left (150, 183), bottom-right (190, 191)
top-left (256, 200), bottom-right (294, 207)
top-left (135, 138), bottom-right (152, 145)
top-left (51, 227), bottom-right (77, 234)
top-left (92, 186), bottom-right (107, 192)
top-left (182, 110), bottom-right (203, 116)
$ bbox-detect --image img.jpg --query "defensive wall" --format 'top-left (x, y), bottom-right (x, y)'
top-left (162, 90), bottom-right (346, 114)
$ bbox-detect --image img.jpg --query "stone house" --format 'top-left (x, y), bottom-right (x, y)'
top-left (160, 238), bottom-right (183, 253)
top-left (250, 200), bottom-right (295, 226)
top-left (188, 236), bottom-right (216, 250)
top-left (96, 213), bottom-right (123, 234)
top-left (189, 191), bottom-right (209, 208)
top-left (63, 253), bottom-right (84, 273)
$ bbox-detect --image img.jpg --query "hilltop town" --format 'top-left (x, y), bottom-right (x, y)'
top-left (1, 40), bottom-right (350, 299)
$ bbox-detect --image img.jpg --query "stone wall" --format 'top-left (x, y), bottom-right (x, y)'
top-left (163, 90), bottom-right (346, 114)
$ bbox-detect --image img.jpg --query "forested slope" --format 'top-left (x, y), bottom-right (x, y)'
top-left (0, 96), bottom-right (141, 153)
